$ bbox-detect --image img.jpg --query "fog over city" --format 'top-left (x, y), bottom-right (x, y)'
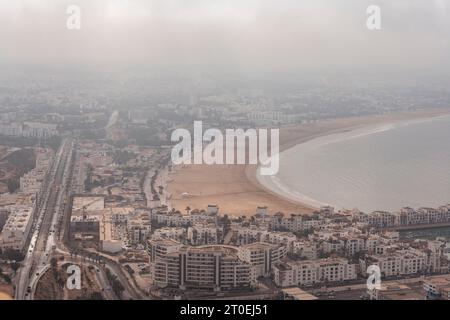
top-left (3, 0), bottom-right (450, 304)
top-left (1, 0), bottom-right (450, 75)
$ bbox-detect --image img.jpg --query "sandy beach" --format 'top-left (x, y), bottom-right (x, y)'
top-left (166, 109), bottom-right (450, 217)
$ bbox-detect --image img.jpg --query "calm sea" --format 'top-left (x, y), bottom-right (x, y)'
top-left (257, 115), bottom-right (450, 213)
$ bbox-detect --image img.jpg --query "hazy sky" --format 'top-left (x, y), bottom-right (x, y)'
top-left (1, 0), bottom-right (450, 74)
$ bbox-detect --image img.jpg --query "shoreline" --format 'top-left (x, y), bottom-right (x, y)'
top-left (251, 110), bottom-right (450, 211)
top-left (167, 108), bottom-right (450, 217)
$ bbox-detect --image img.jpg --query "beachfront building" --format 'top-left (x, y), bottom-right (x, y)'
top-left (255, 206), bottom-right (268, 216)
top-left (151, 208), bottom-right (216, 227)
top-left (269, 213), bottom-right (324, 232)
top-left (357, 211), bottom-right (397, 228)
top-left (356, 206), bottom-right (450, 229)
top-left (206, 205), bottom-right (219, 216)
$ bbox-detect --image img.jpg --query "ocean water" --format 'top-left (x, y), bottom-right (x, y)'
top-left (257, 115), bottom-right (450, 213)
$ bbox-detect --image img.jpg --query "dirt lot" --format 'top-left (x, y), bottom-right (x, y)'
top-left (34, 261), bottom-right (104, 300)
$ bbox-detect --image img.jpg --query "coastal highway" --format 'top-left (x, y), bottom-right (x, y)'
top-left (15, 138), bottom-right (73, 300)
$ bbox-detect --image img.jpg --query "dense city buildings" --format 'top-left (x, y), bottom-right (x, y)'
top-left (1, 51), bottom-right (450, 302)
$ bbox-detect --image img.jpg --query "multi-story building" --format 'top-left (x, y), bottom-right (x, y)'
top-left (343, 236), bottom-right (366, 257)
top-left (291, 240), bottom-right (318, 259)
top-left (357, 206), bottom-right (450, 228)
top-left (127, 213), bottom-right (151, 245)
top-left (147, 237), bottom-right (184, 287)
top-left (321, 238), bottom-right (345, 255)
top-left (273, 258), bottom-right (357, 287)
top-left (357, 211), bottom-right (397, 228)
top-left (0, 205), bottom-right (34, 251)
top-left (153, 227), bottom-right (186, 243)
top-left (238, 242), bottom-right (287, 277)
top-left (363, 248), bottom-right (428, 277)
top-left (147, 238), bottom-right (256, 291)
top-left (151, 208), bottom-right (216, 227)
top-left (187, 223), bottom-right (223, 245)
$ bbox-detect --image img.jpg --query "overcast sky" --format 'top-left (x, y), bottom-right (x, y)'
top-left (1, 0), bottom-right (450, 75)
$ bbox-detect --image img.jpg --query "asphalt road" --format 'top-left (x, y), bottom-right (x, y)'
top-left (15, 138), bottom-right (73, 300)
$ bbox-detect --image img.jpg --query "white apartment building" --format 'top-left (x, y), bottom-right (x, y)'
top-left (238, 242), bottom-right (287, 277)
top-left (363, 249), bottom-right (428, 277)
top-left (358, 211), bottom-right (397, 228)
top-left (153, 227), bottom-right (186, 243)
top-left (0, 205), bottom-right (34, 251)
top-left (273, 258), bottom-right (357, 287)
top-left (291, 240), bottom-right (318, 259)
top-left (358, 206), bottom-right (450, 228)
top-left (270, 213), bottom-right (301, 232)
top-left (365, 235), bottom-right (382, 253)
top-left (264, 231), bottom-right (297, 247)
top-left (232, 226), bottom-right (297, 248)
top-left (232, 226), bottom-right (267, 246)
top-left (151, 209), bottom-right (216, 227)
top-left (343, 237), bottom-right (366, 257)
top-left (187, 223), bottom-right (223, 245)
top-left (147, 238), bottom-right (256, 291)
top-left (147, 237), bottom-right (184, 287)
top-left (321, 238), bottom-right (345, 254)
